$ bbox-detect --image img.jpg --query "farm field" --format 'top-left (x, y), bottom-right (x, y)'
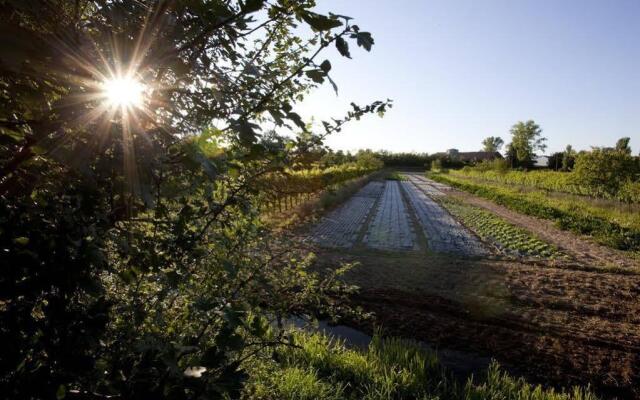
top-left (4, 3), bottom-right (639, 399)
top-left (305, 172), bottom-right (640, 398)
top-left (429, 172), bottom-right (640, 260)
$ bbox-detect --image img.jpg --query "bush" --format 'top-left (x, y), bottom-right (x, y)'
top-left (473, 158), bottom-right (510, 173)
top-left (431, 159), bottom-right (444, 172)
top-left (572, 149), bottom-right (639, 199)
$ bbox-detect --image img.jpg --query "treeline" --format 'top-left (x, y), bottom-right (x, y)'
top-left (461, 137), bottom-right (640, 204)
top-left (319, 149), bottom-right (457, 169)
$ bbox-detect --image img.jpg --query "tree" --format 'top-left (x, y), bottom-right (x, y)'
top-left (616, 137), bottom-right (632, 155)
top-left (506, 120), bottom-right (547, 168)
top-left (355, 149), bottom-right (384, 170)
top-left (573, 148), bottom-right (639, 198)
top-left (548, 152), bottom-right (564, 171)
top-left (0, 1), bottom-right (387, 398)
top-left (562, 144), bottom-right (576, 171)
top-left (481, 136), bottom-right (504, 153)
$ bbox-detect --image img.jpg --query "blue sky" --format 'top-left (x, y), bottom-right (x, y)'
top-left (296, 0), bottom-right (639, 154)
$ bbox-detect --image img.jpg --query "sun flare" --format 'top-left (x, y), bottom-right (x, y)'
top-left (102, 76), bottom-right (145, 108)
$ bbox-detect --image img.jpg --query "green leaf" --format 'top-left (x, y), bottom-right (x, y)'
top-left (301, 11), bottom-right (343, 31)
top-left (319, 60), bottom-right (331, 73)
top-left (13, 237), bottom-right (29, 246)
top-left (56, 385), bottom-right (66, 400)
top-left (354, 31), bottom-right (374, 51)
top-left (305, 69), bottom-right (325, 84)
top-left (241, 0), bottom-right (264, 13)
top-left (119, 269), bottom-right (136, 284)
top-left (336, 37), bottom-right (351, 58)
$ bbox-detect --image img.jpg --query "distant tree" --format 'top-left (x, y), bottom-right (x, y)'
top-left (355, 149), bottom-right (384, 170)
top-left (562, 144), bottom-right (576, 171)
top-left (616, 137), bottom-right (632, 155)
top-left (482, 136), bottom-right (504, 153)
top-left (548, 152), bottom-right (563, 170)
top-left (506, 120), bottom-right (547, 168)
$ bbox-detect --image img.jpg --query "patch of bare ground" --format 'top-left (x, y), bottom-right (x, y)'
top-left (314, 250), bottom-right (640, 398)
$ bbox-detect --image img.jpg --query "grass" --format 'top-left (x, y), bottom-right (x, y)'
top-left (244, 331), bottom-right (597, 400)
top-left (437, 196), bottom-right (566, 259)
top-left (428, 172), bottom-right (640, 254)
top-left (385, 171), bottom-right (407, 181)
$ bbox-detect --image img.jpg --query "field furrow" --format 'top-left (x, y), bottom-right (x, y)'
top-left (310, 181), bottom-right (383, 248)
top-left (364, 181), bottom-right (416, 250)
top-left (401, 179), bottom-right (487, 256)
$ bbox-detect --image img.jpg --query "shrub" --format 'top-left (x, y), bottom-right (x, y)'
top-left (572, 149), bottom-right (639, 198)
top-left (473, 158), bottom-right (510, 173)
top-left (431, 158), bottom-right (444, 172)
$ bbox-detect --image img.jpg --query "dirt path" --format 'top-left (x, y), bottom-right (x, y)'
top-left (405, 173), bottom-right (638, 270)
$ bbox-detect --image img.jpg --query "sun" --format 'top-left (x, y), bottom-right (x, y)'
top-left (102, 76), bottom-right (145, 108)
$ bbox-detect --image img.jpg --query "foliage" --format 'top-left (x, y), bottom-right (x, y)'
top-left (244, 331), bottom-right (597, 400)
top-left (355, 149), bottom-right (384, 170)
top-left (384, 171), bottom-right (406, 181)
top-left (429, 173), bottom-right (640, 253)
top-left (482, 136), bottom-right (505, 153)
top-left (469, 158), bottom-right (510, 173)
top-left (376, 151), bottom-right (432, 168)
top-left (0, 0), bottom-right (389, 398)
top-left (257, 163), bottom-right (380, 213)
top-left (572, 147), bottom-right (639, 199)
top-left (438, 197), bottom-right (563, 259)
top-left (451, 164), bottom-right (640, 203)
top-left (562, 145), bottom-right (576, 171)
top-left (431, 158), bottom-right (444, 172)
top-left (506, 120), bottom-right (547, 168)
top-left (615, 137), bottom-right (632, 155)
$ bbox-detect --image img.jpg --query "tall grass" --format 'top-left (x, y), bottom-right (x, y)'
top-left (244, 331), bottom-right (597, 400)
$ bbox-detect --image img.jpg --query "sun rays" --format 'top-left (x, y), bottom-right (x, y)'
top-left (102, 76), bottom-right (147, 109)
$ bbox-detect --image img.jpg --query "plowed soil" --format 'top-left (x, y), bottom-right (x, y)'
top-left (305, 174), bottom-right (640, 398)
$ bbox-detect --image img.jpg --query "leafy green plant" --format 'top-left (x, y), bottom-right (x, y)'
top-left (438, 197), bottom-right (564, 259)
top-left (572, 148), bottom-right (639, 199)
top-left (0, 1), bottom-right (388, 398)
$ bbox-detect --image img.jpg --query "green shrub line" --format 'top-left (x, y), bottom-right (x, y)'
top-left (428, 173), bottom-right (640, 252)
top-left (453, 152), bottom-right (640, 204)
top-left (437, 197), bottom-right (564, 259)
top-left (244, 331), bottom-right (597, 400)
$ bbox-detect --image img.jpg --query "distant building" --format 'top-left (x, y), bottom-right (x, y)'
top-left (533, 155), bottom-right (549, 167)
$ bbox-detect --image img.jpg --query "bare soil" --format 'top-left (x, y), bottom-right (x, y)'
top-left (302, 174), bottom-right (640, 398)
top-left (315, 250), bottom-right (640, 399)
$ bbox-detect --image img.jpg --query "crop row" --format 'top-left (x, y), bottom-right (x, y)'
top-left (450, 169), bottom-right (640, 203)
top-left (428, 173), bottom-right (640, 253)
top-left (257, 163), bottom-right (380, 212)
top-left (437, 197), bottom-right (564, 259)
